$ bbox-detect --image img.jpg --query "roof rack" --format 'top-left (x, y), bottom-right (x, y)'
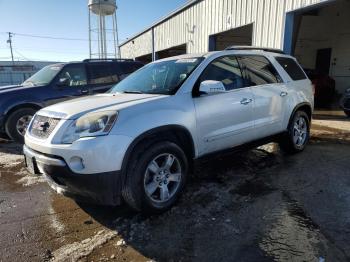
top-left (82, 58), bottom-right (134, 63)
top-left (225, 46), bottom-right (285, 54)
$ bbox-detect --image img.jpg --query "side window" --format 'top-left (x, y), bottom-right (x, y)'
top-left (57, 65), bottom-right (87, 87)
top-left (118, 62), bottom-right (142, 80)
top-left (87, 64), bottom-right (117, 85)
top-left (275, 57), bottom-right (307, 81)
top-left (200, 56), bottom-right (245, 91)
top-left (238, 55), bottom-right (281, 86)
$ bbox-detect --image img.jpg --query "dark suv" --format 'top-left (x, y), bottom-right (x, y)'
top-left (0, 59), bottom-right (143, 142)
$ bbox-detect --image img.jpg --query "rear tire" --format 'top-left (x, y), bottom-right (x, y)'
top-left (279, 111), bottom-right (310, 154)
top-left (122, 141), bottom-right (188, 213)
top-left (5, 108), bottom-right (37, 143)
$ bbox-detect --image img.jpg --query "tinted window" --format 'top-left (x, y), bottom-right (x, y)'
top-left (275, 57), bottom-right (307, 81)
top-left (200, 56), bottom-right (244, 91)
top-left (118, 62), bottom-right (143, 80)
top-left (87, 64), bottom-right (117, 85)
top-left (238, 56), bottom-right (281, 86)
top-left (57, 65), bottom-right (87, 87)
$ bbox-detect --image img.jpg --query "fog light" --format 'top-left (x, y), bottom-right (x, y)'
top-left (69, 156), bottom-right (85, 171)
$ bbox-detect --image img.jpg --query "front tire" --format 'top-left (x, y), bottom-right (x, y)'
top-left (5, 108), bottom-right (36, 143)
top-left (279, 111), bottom-right (310, 154)
top-left (122, 141), bottom-right (188, 213)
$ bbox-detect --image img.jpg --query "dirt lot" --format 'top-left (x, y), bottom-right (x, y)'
top-left (1, 112), bottom-right (350, 262)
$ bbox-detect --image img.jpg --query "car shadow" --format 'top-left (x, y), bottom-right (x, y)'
top-left (0, 138), bottom-right (23, 155)
top-left (76, 145), bottom-right (282, 261)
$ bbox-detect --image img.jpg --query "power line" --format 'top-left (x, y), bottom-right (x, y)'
top-left (13, 49), bottom-right (31, 61)
top-left (0, 32), bottom-right (126, 43)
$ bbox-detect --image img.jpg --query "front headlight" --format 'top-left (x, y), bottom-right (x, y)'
top-left (61, 111), bottom-right (118, 144)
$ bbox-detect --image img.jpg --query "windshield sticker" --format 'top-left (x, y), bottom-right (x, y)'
top-left (175, 58), bottom-right (198, 64)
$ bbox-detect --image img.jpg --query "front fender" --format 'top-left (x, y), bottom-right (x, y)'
top-left (110, 94), bottom-right (198, 155)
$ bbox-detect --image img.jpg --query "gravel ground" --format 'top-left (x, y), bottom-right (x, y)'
top-left (0, 114), bottom-right (350, 262)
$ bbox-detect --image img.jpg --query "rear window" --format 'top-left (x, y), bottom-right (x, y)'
top-left (275, 57), bottom-right (307, 81)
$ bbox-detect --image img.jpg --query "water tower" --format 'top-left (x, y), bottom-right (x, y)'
top-left (88, 0), bottom-right (120, 59)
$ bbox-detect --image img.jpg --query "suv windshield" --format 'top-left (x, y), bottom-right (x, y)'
top-left (110, 57), bottom-right (203, 95)
top-left (23, 65), bottom-right (63, 86)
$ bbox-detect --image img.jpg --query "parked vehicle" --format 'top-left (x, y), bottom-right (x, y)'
top-left (340, 88), bottom-right (350, 117)
top-left (24, 47), bottom-right (314, 213)
top-left (0, 59), bottom-right (144, 143)
top-left (304, 69), bottom-right (335, 108)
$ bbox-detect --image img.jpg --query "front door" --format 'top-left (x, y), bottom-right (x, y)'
top-left (47, 64), bottom-right (89, 106)
top-left (193, 55), bottom-right (254, 155)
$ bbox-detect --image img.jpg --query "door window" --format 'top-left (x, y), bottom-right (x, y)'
top-left (57, 65), bottom-right (87, 87)
top-left (199, 56), bottom-right (245, 91)
top-left (87, 64), bottom-right (117, 85)
top-left (238, 56), bottom-right (281, 86)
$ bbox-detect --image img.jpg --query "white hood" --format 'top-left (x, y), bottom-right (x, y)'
top-left (39, 93), bottom-right (165, 119)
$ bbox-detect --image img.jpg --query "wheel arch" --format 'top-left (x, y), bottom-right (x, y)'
top-left (288, 102), bottom-right (313, 129)
top-left (4, 103), bottom-right (42, 120)
top-left (120, 125), bottom-right (196, 179)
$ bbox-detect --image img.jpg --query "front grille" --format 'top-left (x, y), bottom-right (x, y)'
top-left (30, 115), bottom-right (60, 139)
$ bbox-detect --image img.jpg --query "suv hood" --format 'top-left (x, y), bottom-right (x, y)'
top-left (39, 93), bottom-right (165, 120)
top-left (0, 84), bottom-right (23, 92)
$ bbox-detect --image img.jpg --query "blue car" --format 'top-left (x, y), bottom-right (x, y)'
top-left (0, 59), bottom-right (143, 142)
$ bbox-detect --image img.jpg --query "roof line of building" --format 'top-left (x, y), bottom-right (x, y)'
top-left (119, 0), bottom-right (201, 47)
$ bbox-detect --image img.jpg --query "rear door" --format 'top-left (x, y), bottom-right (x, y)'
top-left (117, 62), bottom-right (144, 81)
top-left (193, 55), bottom-right (255, 155)
top-left (238, 55), bottom-right (288, 139)
top-left (86, 63), bottom-right (118, 94)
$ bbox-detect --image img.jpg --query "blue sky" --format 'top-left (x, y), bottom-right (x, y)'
top-left (0, 0), bottom-right (187, 62)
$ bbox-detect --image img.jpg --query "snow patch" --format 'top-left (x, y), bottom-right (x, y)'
top-left (51, 230), bottom-right (118, 261)
top-left (16, 172), bottom-right (46, 186)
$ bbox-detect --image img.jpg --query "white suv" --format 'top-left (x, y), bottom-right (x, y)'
top-left (24, 47), bottom-right (314, 212)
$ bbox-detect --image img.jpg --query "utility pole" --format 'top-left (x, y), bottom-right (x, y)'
top-left (7, 32), bottom-right (14, 85)
top-left (7, 32), bottom-right (14, 65)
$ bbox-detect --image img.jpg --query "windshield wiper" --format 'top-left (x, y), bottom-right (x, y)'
top-left (123, 90), bottom-right (143, 94)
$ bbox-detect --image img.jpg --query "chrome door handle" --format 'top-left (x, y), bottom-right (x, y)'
top-left (240, 98), bottom-right (253, 105)
top-left (280, 91), bottom-right (288, 97)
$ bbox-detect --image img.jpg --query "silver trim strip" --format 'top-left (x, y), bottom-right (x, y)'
top-left (23, 145), bottom-right (66, 167)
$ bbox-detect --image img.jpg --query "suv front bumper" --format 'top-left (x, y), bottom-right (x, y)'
top-left (23, 145), bottom-right (122, 206)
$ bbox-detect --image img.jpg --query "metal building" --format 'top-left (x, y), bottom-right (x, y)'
top-left (0, 61), bottom-right (57, 86)
top-left (119, 0), bottom-right (350, 94)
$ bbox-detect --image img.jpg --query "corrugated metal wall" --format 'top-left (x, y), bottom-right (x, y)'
top-left (120, 0), bottom-right (331, 59)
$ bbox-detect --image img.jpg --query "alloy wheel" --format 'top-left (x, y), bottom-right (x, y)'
top-left (293, 116), bottom-right (308, 147)
top-left (143, 153), bottom-right (182, 203)
top-left (16, 115), bottom-right (33, 136)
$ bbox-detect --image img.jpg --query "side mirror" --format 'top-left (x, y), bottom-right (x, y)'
top-left (56, 77), bottom-right (69, 87)
top-left (199, 80), bottom-right (226, 95)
